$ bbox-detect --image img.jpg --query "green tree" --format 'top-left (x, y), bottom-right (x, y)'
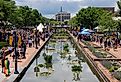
top-left (69, 16), bottom-right (78, 28)
top-left (0, 0), bottom-right (16, 27)
top-left (117, 0), bottom-right (121, 15)
top-left (70, 7), bottom-right (116, 31)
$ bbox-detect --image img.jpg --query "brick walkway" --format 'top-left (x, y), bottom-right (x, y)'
top-left (91, 42), bottom-right (121, 59)
top-left (0, 38), bottom-right (49, 82)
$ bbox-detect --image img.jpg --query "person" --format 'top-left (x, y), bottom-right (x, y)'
top-left (37, 35), bottom-right (40, 46)
top-left (107, 39), bottom-right (111, 48)
top-left (28, 38), bottom-right (32, 47)
top-left (4, 58), bottom-right (10, 76)
top-left (32, 36), bottom-right (34, 47)
top-left (99, 37), bottom-right (103, 47)
top-left (1, 48), bottom-right (5, 73)
top-left (21, 41), bottom-right (26, 58)
top-left (8, 45), bottom-right (12, 57)
top-left (104, 39), bottom-right (107, 51)
top-left (77, 34), bottom-right (79, 42)
top-left (1, 57), bottom-right (4, 73)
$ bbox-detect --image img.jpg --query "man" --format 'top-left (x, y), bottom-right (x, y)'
top-left (4, 58), bottom-right (10, 76)
top-left (21, 41), bottom-right (26, 58)
top-left (1, 48), bottom-right (5, 73)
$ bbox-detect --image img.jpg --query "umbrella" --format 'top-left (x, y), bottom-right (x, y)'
top-left (83, 29), bottom-right (89, 32)
top-left (81, 28), bottom-right (86, 31)
top-left (80, 31), bottom-right (91, 35)
top-left (83, 29), bottom-right (95, 33)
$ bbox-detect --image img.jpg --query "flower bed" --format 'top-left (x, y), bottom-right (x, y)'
top-left (82, 41), bottom-right (107, 58)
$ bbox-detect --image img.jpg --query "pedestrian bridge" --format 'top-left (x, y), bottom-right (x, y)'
top-left (94, 58), bottom-right (121, 61)
top-left (52, 25), bottom-right (70, 28)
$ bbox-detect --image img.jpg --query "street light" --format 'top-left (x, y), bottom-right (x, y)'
top-left (44, 23), bottom-right (46, 41)
top-left (35, 25), bottom-right (38, 49)
top-left (13, 31), bottom-right (19, 74)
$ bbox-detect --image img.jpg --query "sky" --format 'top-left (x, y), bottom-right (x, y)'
top-left (15, 0), bottom-right (119, 18)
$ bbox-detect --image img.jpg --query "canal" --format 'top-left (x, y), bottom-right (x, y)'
top-left (21, 33), bottom-right (99, 82)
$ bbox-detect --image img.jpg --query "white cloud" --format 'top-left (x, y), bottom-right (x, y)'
top-left (16, 0), bottom-right (118, 18)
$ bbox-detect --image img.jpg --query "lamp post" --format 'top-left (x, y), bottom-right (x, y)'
top-left (13, 31), bottom-right (19, 74)
top-left (35, 25), bottom-right (38, 49)
top-left (44, 23), bottom-right (46, 40)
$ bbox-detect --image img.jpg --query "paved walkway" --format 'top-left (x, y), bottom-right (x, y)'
top-left (91, 42), bottom-right (121, 60)
top-left (0, 38), bottom-right (49, 82)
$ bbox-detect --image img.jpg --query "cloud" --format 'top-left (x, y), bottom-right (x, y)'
top-left (15, 0), bottom-right (118, 18)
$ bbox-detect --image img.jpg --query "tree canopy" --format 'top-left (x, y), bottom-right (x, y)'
top-left (0, 0), bottom-right (45, 28)
top-left (69, 7), bottom-right (119, 31)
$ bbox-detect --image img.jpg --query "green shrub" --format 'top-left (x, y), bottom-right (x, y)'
top-left (101, 61), bottom-right (112, 69)
top-left (45, 63), bottom-right (52, 68)
top-left (113, 71), bottom-right (121, 80)
top-left (0, 42), bottom-right (8, 49)
top-left (72, 65), bottom-right (82, 72)
top-left (94, 52), bottom-right (104, 58)
top-left (109, 66), bottom-right (115, 72)
top-left (44, 55), bottom-right (52, 63)
top-left (38, 64), bottom-right (44, 68)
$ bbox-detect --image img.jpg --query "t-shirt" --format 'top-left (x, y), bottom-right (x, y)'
top-left (8, 47), bottom-right (12, 51)
top-left (28, 39), bottom-right (32, 43)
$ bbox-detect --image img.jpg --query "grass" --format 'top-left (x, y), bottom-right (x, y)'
top-left (0, 42), bottom-right (8, 49)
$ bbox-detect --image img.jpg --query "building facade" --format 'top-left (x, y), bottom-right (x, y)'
top-left (97, 7), bottom-right (115, 13)
top-left (55, 7), bottom-right (71, 22)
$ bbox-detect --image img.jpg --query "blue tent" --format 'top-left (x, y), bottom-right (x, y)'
top-left (83, 29), bottom-right (95, 33)
top-left (79, 31), bottom-right (91, 35)
top-left (81, 28), bottom-right (86, 31)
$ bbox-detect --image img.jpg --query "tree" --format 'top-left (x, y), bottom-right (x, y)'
top-left (9, 6), bottom-right (42, 28)
top-left (117, 0), bottom-right (121, 15)
top-left (0, 0), bottom-right (16, 28)
top-left (68, 16), bottom-right (78, 28)
top-left (70, 7), bottom-right (116, 31)
top-left (76, 7), bottom-right (101, 29)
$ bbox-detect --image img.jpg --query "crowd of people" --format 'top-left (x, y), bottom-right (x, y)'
top-left (90, 34), bottom-right (121, 51)
top-left (74, 30), bottom-right (121, 51)
top-left (0, 28), bottom-right (50, 76)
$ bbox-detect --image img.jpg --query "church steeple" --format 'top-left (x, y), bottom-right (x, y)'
top-left (60, 6), bottom-right (63, 12)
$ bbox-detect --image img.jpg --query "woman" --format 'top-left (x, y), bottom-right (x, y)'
top-left (4, 58), bottom-right (10, 76)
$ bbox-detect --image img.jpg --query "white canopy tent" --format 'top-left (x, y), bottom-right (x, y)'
top-left (94, 26), bottom-right (100, 30)
top-left (36, 23), bottom-right (45, 32)
top-left (94, 26), bottom-right (101, 32)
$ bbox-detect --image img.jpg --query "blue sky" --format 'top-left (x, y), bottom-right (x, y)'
top-left (15, 0), bottom-right (119, 18)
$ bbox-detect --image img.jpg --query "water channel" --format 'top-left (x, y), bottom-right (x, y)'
top-left (21, 36), bottom-right (99, 82)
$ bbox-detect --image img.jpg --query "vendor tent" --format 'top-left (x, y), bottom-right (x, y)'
top-left (79, 31), bottom-right (91, 35)
top-left (36, 23), bottom-right (45, 32)
top-left (83, 29), bottom-right (95, 33)
top-left (94, 26), bottom-right (100, 30)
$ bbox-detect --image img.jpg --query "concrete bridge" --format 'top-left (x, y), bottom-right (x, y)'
top-left (94, 58), bottom-right (121, 61)
top-left (52, 25), bottom-right (70, 28)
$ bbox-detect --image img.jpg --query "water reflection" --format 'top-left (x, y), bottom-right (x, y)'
top-left (21, 38), bottom-right (99, 82)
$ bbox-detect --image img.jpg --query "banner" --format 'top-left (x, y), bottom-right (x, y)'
top-left (9, 36), bottom-right (13, 46)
